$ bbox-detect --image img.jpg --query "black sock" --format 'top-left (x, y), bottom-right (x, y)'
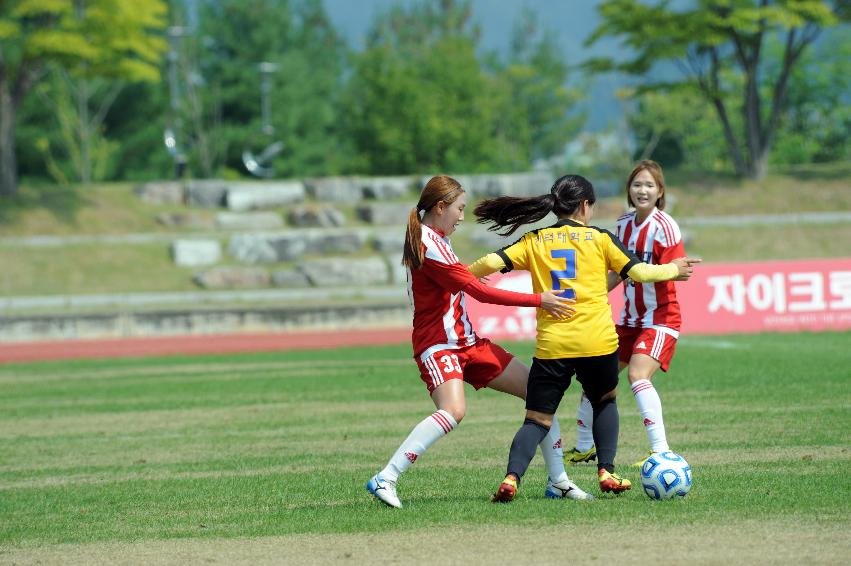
top-left (591, 398), bottom-right (619, 473)
top-left (506, 418), bottom-right (550, 482)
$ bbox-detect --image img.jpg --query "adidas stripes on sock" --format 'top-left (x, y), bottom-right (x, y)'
top-left (539, 414), bottom-right (568, 483)
top-left (380, 409), bottom-right (457, 482)
top-left (631, 379), bottom-right (669, 453)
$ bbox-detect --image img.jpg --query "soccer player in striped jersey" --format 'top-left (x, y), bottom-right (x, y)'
top-left (469, 174), bottom-right (699, 501)
top-left (570, 161), bottom-right (689, 468)
top-left (366, 175), bottom-right (592, 509)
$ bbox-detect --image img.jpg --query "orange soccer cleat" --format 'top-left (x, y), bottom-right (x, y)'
top-left (598, 469), bottom-right (632, 494)
top-left (492, 475), bottom-right (519, 503)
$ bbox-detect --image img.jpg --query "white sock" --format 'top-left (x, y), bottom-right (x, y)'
top-left (631, 379), bottom-right (669, 453)
top-left (575, 393), bottom-right (594, 451)
top-left (380, 409), bottom-right (457, 482)
top-left (539, 414), bottom-right (568, 483)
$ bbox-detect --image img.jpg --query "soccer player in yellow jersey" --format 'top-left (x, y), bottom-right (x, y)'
top-left (469, 174), bottom-right (700, 501)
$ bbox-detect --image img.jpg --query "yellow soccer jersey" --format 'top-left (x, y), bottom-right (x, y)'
top-left (474, 219), bottom-right (641, 359)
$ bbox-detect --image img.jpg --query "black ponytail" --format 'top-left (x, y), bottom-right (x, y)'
top-left (475, 174), bottom-right (596, 236)
top-left (474, 195), bottom-right (554, 237)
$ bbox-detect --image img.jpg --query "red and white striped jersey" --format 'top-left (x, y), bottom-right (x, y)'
top-left (407, 225), bottom-right (479, 357)
top-left (613, 208), bottom-right (685, 332)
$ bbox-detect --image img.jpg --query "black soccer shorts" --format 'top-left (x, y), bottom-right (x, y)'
top-left (525, 350), bottom-right (619, 414)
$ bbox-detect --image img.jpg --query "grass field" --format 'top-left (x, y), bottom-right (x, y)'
top-left (1, 332), bottom-right (850, 564)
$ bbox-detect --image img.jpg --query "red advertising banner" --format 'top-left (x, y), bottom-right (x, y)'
top-left (465, 258), bottom-right (851, 339)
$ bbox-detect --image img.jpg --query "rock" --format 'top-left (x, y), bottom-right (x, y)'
top-left (356, 203), bottom-right (413, 225)
top-left (361, 176), bottom-right (414, 200)
top-left (156, 212), bottom-right (215, 230)
top-left (417, 172), bottom-right (552, 198)
top-left (192, 266), bottom-right (270, 289)
top-left (287, 205), bottom-right (346, 228)
top-left (134, 181), bottom-right (185, 205)
top-left (216, 212), bottom-right (284, 231)
top-left (228, 233), bottom-right (307, 263)
top-left (186, 179), bottom-right (230, 208)
top-left (474, 172), bottom-right (552, 197)
top-left (304, 176), bottom-right (362, 202)
top-left (271, 269), bottom-right (311, 287)
top-left (372, 230), bottom-right (406, 253)
top-left (171, 239), bottom-right (222, 267)
top-left (298, 256), bottom-right (389, 287)
top-left (225, 181), bottom-right (305, 211)
top-left (305, 230), bottom-right (368, 254)
top-left (386, 256), bottom-right (408, 285)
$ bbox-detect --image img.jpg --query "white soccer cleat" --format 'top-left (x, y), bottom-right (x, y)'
top-left (545, 477), bottom-right (595, 500)
top-left (366, 474), bottom-right (402, 508)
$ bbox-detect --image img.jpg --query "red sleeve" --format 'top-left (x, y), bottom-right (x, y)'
top-left (655, 239), bottom-right (685, 264)
top-left (461, 278), bottom-right (541, 307)
top-left (421, 258), bottom-right (478, 293)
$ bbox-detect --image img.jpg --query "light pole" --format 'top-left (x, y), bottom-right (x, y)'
top-left (258, 61), bottom-right (278, 136)
top-left (165, 25), bottom-right (188, 178)
top-left (242, 61), bottom-right (283, 178)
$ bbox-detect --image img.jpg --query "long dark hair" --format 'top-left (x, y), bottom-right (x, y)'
top-left (402, 175), bottom-right (465, 269)
top-left (474, 174), bottom-right (596, 236)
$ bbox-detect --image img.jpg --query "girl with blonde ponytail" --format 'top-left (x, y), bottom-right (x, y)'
top-left (366, 175), bottom-right (592, 509)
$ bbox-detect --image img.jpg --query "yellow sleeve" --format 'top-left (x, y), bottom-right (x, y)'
top-left (627, 262), bottom-right (679, 283)
top-left (469, 236), bottom-right (530, 278)
top-left (603, 231), bottom-right (640, 277)
top-left (501, 237), bottom-right (530, 272)
top-left (468, 253), bottom-right (507, 278)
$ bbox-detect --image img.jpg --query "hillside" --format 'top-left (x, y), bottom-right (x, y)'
top-left (1, 166), bottom-right (849, 303)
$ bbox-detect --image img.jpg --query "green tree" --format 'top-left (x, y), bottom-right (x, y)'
top-left (32, 72), bottom-right (122, 184)
top-left (497, 8), bottom-right (584, 165)
top-left (0, 0), bottom-right (167, 195)
top-left (195, 0), bottom-right (347, 178)
top-left (626, 85), bottom-right (733, 170)
top-left (342, 0), bottom-right (503, 174)
top-left (101, 76), bottom-right (173, 181)
top-left (588, 0), bottom-right (845, 180)
top-left (768, 27), bottom-right (851, 164)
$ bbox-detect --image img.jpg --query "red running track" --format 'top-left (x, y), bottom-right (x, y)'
top-left (0, 328), bottom-right (412, 364)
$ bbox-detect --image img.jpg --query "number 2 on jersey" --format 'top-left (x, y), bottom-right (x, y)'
top-left (550, 249), bottom-right (577, 299)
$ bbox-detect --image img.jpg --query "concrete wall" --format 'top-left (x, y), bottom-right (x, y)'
top-left (0, 303), bottom-right (410, 342)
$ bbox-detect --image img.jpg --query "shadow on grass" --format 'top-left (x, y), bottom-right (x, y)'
top-left (772, 162), bottom-right (851, 181)
top-left (666, 162), bottom-right (851, 191)
top-left (0, 183), bottom-right (90, 226)
top-left (665, 169), bottom-right (745, 193)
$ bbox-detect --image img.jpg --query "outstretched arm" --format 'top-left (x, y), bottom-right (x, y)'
top-left (627, 257), bottom-right (702, 283)
top-left (468, 253), bottom-right (506, 279)
top-left (462, 278), bottom-right (575, 319)
top-left (466, 253), bottom-right (574, 319)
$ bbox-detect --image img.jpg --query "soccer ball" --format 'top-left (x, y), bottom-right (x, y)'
top-left (640, 451), bottom-right (692, 500)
